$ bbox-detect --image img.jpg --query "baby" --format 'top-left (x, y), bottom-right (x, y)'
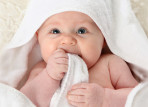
top-left (20, 11), bottom-right (138, 107)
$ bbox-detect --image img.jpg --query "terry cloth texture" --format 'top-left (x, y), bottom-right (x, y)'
top-left (50, 53), bottom-right (88, 107)
top-left (0, 0), bottom-right (148, 106)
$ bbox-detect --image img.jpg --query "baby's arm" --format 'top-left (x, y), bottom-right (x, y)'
top-left (67, 54), bottom-right (138, 107)
top-left (25, 61), bottom-right (46, 83)
top-left (20, 49), bottom-right (68, 107)
top-left (103, 54), bottom-right (138, 107)
top-left (108, 54), bottom-right (138, 89)
top-left (20, 62), bottom-right (60, 107)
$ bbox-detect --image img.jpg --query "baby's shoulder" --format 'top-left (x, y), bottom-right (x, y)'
top-left (99, 54), bottom-right (124, 64)
top-left (96, 53), bottom-right (126, 70)
top-left (90, 54), bottom-right (115, 71)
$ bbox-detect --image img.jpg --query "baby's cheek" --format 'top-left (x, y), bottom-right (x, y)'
top-left (83, 52), bottom-right (101, 69)
top-left (40, 48), bottom-right (50, 63)
top-left (41, 51), bottom-right (48, 63)
top-left (81, 56), bottom-right (94, 69)
top-left (40, 44), bottom-right (56, 62)
top-left (81, 44), bottom-right (102, 68)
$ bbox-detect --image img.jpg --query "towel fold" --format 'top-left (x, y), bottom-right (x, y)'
top-left (0, 0), bottom-right (148, 106)
top-left (0, 83), bottom-right (35, 107)
top-left (50, 53), bottom-right (89, 107)
top-left (125, 81), bottom-right (148, 107)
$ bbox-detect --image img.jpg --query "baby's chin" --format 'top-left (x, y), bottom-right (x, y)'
top-left (78, 56), bottom-right (97, 69)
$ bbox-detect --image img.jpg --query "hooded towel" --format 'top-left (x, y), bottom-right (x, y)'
top-left (0, 0), bottom-right (148, 106)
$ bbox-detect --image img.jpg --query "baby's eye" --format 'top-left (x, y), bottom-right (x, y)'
top-left (51, 29), bottom-right (61, 34)
top-left (77, 28), bottom-right (87, 34)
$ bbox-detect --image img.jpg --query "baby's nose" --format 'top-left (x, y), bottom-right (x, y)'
top-left (60, 35), bottom-right (76, 45)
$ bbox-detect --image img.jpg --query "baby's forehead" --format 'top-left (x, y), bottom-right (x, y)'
top-left (42, 11), bottom-right (96, 27)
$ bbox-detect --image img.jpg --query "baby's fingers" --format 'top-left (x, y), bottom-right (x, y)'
top-left (67, 89), bottom-right (88, 105)
top-left (56, 57), bottom-right (68, 65)
top-left (68, 89), bottom-right (86, 96)
top-left (71, 83), bottom-right (89, 90)
top-left (54, 49), bottom-right (68, 58)
top-left (57, 64), bottom-right (68, 72)
top-left (68, 101), bottom-right (86, 107)
top-left (67, 94), bottom-right (85, 103)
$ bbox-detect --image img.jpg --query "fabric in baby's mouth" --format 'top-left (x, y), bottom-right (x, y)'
top-left (50, 53), bottom-right (89, 107)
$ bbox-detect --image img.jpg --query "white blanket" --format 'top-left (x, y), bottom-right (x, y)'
top-left (0, 0), bottom-right (148, 106)
top-left (0, 83), bottom-right (35, 107)
top-left (125, 81), bottom-right (148, 107)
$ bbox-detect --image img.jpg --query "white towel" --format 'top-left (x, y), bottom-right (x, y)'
top-left (50, 53), bottom-right (89, 107)
top-left (0, 0), bottom-right (148, 106)
top-left (0, 83), bottom-right (35, 107)
top-left (125, 81), bottom-right (148, 107)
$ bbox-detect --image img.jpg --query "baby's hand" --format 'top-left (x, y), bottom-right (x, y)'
top-left (67, 83), bottom-right (105, 107)
top-left (46, 49), bottom-right (68, 80)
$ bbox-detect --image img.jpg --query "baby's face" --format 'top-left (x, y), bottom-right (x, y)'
top-left (37, 11), bottom-right (104, 68)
